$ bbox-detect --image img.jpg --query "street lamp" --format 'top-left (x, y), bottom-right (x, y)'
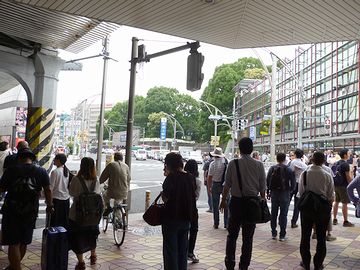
top-left (251, 48), bottom-right (305, 161)
top-left (198, 100), bottom-right (235, 155)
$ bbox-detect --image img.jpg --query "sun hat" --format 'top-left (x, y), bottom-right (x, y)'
top-left (210, 147), bottom-right (224, 158)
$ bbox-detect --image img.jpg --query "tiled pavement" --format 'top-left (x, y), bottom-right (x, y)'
top-left (1, 209), bottom-right (360, 270)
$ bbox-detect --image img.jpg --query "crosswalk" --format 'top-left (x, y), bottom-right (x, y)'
top-left (0, 199), bottom-right (358, 229)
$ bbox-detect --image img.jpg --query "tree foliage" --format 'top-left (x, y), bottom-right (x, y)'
top-left (200, 57), bottom-right (265, 143)
top-left (103, 86), bottom-right (200, 141)
top-left (101, 57), bottom-right (269, 145)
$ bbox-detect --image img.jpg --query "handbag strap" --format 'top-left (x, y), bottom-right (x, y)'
top-left (234, 159), bottom-right (243, 195)
top-left (152, 192), bottom-right (162, 205)
top-left (303, 170), bottom-right (307, 190)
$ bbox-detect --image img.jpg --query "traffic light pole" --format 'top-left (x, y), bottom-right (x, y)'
top-left (125, 37), bottom-right (139, 170)
top-left (125, 38), bottom-right (201, 172)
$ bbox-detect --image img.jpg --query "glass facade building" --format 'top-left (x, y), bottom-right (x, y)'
top-left (234, 40), bottom-right (360, 152)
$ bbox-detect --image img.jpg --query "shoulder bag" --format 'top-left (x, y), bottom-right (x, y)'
top-left (143, 192), bottom-right (165, 226)
top-left (234, 160), bottom-right (271, 224)
top-left (298, 171), bottom-right (332, 215)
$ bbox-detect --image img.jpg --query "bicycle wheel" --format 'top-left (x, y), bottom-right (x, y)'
top-left (102, 215), bottom-right (110, 233)
top-left (113, 206), bottom-right (126, 247)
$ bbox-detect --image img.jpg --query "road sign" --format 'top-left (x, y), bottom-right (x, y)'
top-left (160, 118), bottom-right (167, 141)
top-left (249, 126), bottom-right (256, 141)
top-left (210, 135), bottom-right (220, 146)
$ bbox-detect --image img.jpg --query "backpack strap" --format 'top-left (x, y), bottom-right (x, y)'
top-left (221, 159), bottom-right (228, 184)
top-left (78, 176), bottom-right (90, 193)
top-left (90, 179), bottom-right (96, 192)
top-left (234, 159), bottom-right (243, 195)
top-left (303, 170), bottom-right (307, 188)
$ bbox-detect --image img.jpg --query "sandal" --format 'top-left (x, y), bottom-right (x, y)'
top-left (90, 255), bottom-right (97, 265)
top-left (75, 262), bottom-right (85, 270)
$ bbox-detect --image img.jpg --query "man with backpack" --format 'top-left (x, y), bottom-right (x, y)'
top-left (207, 147), bottom-right (228, 229)
top-left (0, 148), bottom-right (53, 270)
top-left (266, 153), bottom-right (296, 241)
top-left (332, 148), bottom-right (354, 227)
top-left (298, 151), bottom-right (334, 270)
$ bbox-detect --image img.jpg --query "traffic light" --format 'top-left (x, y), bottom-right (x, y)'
top-left (187, 51), bottom-right (204, 91)
top-left (238, 119), bottom-right (248, 131)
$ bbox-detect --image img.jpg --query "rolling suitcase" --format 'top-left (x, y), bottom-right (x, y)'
top-left (41, 215), bottom-right (69, 270)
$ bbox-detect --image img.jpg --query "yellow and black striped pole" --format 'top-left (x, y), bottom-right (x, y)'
top-left (26, 107), bottom-right (56, 172)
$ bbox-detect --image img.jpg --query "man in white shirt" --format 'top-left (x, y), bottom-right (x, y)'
top-left (298, 151), bottom-right (334, 270)
top-left (289, 149), bottom-right (308, 228)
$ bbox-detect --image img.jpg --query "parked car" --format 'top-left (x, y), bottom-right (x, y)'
top-left (135, 149), bottom-right (147, 160)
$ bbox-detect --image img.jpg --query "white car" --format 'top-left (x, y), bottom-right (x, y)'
top-left (188, 151), bottom-right (203, 164)
top-left (135, 149), bottom-right (147, 160)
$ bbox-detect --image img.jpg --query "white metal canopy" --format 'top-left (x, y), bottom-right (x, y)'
top-left (12, 0), bottom-right (360, 49)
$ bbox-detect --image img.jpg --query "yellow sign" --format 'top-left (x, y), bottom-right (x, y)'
top-left (210, 136), bottom-right (220, 146)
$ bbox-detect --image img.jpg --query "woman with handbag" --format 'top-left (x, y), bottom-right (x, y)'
top-left (161, 153), bottom-right (197, 270)
top-left (68, 157), bottom-right (101, 270)
top-left (184, 159), bottom-right (201, 263)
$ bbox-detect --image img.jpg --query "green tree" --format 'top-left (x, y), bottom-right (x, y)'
top-left (143, 86), bottom-right (179, 115)
top-left (102, 96), bottom-right (146, 139)
top-left (199, 57), bottom-right (265, 143)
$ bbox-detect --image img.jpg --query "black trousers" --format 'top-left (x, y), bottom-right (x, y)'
top-left (188, 218), bottom-right (198, 255)
top-left (50, 198), bottom-right (70, 228)
top-left (225, 197), bottom-right (256, 270)
top-left (300, 210), bottom-right (330, 270)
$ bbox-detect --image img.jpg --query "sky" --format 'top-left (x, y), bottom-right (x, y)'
top-left (57, 25), bottom-right (306, 113)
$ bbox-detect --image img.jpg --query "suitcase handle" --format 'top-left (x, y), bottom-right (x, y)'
top-left (46, 213), bottom-right (52, 228)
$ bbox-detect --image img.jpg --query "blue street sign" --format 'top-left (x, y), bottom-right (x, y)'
top-left (160, 118), bottom-right (167, 141)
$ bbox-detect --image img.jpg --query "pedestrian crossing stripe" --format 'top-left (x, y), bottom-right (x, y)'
top-left (26, 107), bottom-right (56, 172)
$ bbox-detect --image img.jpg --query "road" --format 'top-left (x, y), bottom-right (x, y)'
top-left (66, 156), bottom-right (210, 213)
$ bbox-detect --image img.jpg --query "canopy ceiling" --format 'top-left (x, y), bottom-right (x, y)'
top-left (12, 0), bottom-right (360, 49)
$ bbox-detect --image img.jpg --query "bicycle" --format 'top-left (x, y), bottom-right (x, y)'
top-left (102, 200), bottom-right (128, 247)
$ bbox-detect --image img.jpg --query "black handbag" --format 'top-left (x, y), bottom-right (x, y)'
top-left (234, 160), bottom-right (271, 224)
top-left (143, 192), bottom-right (165, 226)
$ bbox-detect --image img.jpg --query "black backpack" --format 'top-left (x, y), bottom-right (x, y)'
top-left (75, 177), bottom-right (104, 227)
top-left (331, 160), bottom-right (347, 186)
top-left (2, 165), bottom-right (40, 221)
top-left (269, 165), bottom-right (289, 191)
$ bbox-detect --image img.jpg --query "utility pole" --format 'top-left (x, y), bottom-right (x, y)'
top-left (270, 54), bottom-right (277, 162)
top-left (96, 36), bottom-right (109, 175)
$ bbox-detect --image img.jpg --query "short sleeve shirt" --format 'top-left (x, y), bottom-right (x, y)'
top-left (0, 163), bottom-right (50, 194)
top-left (224, 155), bottom-right (266, 197)
top-left (208, 158), bottom-right (226, 182)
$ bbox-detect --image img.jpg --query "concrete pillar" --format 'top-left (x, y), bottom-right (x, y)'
top-left (26, 53), bottom-right (64, 171)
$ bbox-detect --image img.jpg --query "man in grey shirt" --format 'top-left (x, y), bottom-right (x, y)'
top-left (298, 151), bottom-right (334, 270)
top-left (220, 137), bottom-right (266, 270)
